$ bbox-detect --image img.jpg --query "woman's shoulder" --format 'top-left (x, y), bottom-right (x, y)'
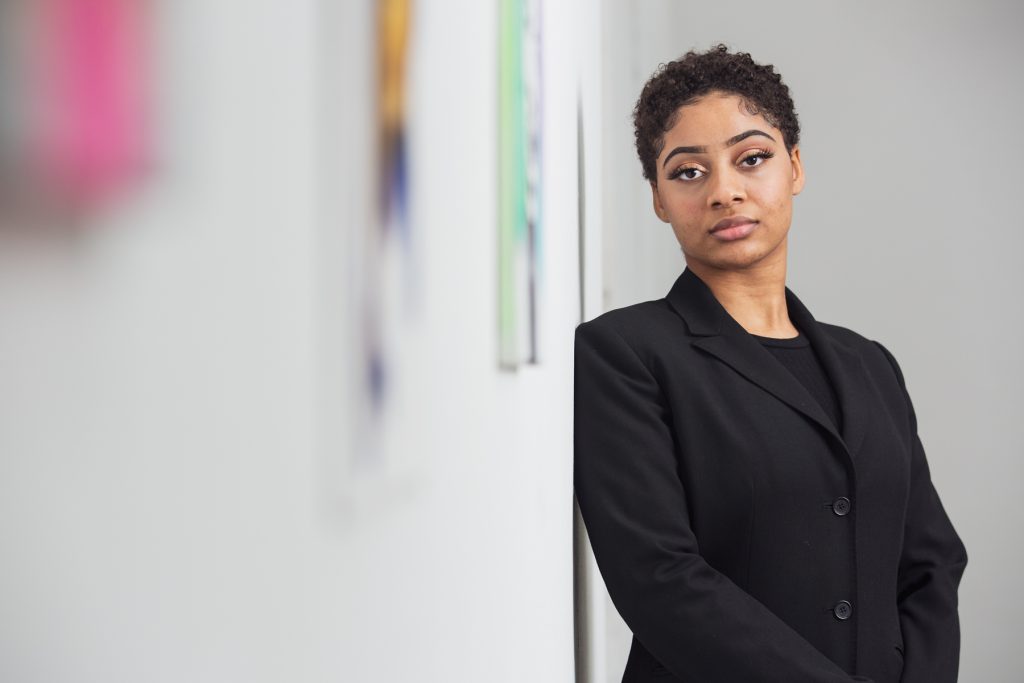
top-left (815, 320), bottom-right (874, 349)
top-left (815, 319), bottom-right (890, 352)
top-left (815, 320), bottom-right (905, 381)
top-left (577, 298), bottom-right (683, 346)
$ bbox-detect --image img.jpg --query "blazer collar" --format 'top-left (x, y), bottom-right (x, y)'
top-left (666, 266), bottom-right (869, 462)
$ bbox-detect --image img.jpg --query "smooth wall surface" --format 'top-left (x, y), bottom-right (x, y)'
top-left (0, 1), bottom-right (591, 681)
top-left (595, 1), bottom-right (1024, 681)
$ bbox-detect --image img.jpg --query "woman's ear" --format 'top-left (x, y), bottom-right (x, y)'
top-left (790, 146), bottom-right (805, 196)
top-left (650, 182), bottom-right (670, 223)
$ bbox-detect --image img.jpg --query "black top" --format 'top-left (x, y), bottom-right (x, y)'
top-left (749, 329), bottom-right (843, 434)
top-left (574, 265), bottom-right (967, 681)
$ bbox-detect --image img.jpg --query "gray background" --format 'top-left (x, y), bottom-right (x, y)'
top-left (596, 0), bottom-right (1024, 680)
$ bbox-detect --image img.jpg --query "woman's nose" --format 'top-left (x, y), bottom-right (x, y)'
top-left (707, 167), bottom-right (746, 208)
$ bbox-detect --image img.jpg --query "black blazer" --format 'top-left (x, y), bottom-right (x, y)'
top-left (574, 266), bottom-right (967, 683)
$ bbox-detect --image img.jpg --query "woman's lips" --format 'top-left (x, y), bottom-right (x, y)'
top-left (710, 220), bottom-right (758, 241)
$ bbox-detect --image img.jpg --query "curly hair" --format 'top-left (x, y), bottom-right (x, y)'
top-left (633, 44), bottom-right (800, 184)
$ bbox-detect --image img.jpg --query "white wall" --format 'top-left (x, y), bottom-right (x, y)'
top-left (325, 0), bottom-right (583, 679)
top-left (0, 1), bottom-right (590, 681)
top-left (595, 1), bottom-right (1024, 681)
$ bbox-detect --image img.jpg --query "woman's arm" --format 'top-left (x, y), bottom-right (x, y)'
top-left (873, 342), bottom-right (968, 683)
top-left (574, 320), bottom-right (872, 682)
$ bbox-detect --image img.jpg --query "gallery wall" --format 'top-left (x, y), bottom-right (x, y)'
top-left (0, 1), bottom-right (596, 681)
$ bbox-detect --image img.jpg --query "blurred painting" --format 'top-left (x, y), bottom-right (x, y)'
top-left (0, 0), bottom-right (150, 216)
top-left (353, 0), bottom-right (412, 471)
top-left (498, 0), bottom-right (543, 370)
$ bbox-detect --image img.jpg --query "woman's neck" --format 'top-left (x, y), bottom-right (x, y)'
top-left (686, 258), bottom-right (797, 338)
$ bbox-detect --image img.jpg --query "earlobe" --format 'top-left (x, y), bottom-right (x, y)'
top-left (790, 146), bottom-right (805, 196)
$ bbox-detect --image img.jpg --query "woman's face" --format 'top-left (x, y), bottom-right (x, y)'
top-left (650, 91), bottom-right (804, 273)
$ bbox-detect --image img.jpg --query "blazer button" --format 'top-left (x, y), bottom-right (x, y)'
top-left (832, 496), bottom-right (852, 516)
top-left (833, 600), bottom-right (853, 620)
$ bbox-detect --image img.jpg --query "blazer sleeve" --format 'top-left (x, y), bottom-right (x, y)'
top-left (574, 320), bottom-right (873, 682)
top-left (873, 341), bottom-right (968, 683)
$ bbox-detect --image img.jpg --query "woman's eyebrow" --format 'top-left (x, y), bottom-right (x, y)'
top-left (662, 129), bottom-right (777, 168)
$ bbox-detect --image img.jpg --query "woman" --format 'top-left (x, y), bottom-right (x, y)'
top-left (573, 45), bottom-right (967, 683)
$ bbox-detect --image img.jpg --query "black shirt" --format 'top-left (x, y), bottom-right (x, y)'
top-left (749, 329), bottom-right (843, 434)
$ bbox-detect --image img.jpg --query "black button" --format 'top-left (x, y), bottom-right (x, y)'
top-left (832, 497), bottom-right (852, 516)
top-left (833, 600), bottom-right (853, 620)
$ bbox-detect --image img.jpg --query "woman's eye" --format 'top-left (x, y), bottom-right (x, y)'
top-left (672, 167), bottom-right (705, 181)
top-left (740, 152), bottom-right (771, 167)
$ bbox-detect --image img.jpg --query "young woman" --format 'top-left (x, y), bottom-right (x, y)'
top-left (574, 44), bottom-right (967, 683)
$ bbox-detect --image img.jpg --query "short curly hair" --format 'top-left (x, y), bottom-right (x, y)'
top-left (633, 44), bottom-right (800, 184)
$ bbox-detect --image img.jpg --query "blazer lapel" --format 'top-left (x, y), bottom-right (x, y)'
top-left (785, 285), bottom-right (870, 460)
top-left (665, 267), bottom-right (869, 462)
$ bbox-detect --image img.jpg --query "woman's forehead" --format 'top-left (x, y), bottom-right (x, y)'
top-left (664, 93), bottom-right (779, 145)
